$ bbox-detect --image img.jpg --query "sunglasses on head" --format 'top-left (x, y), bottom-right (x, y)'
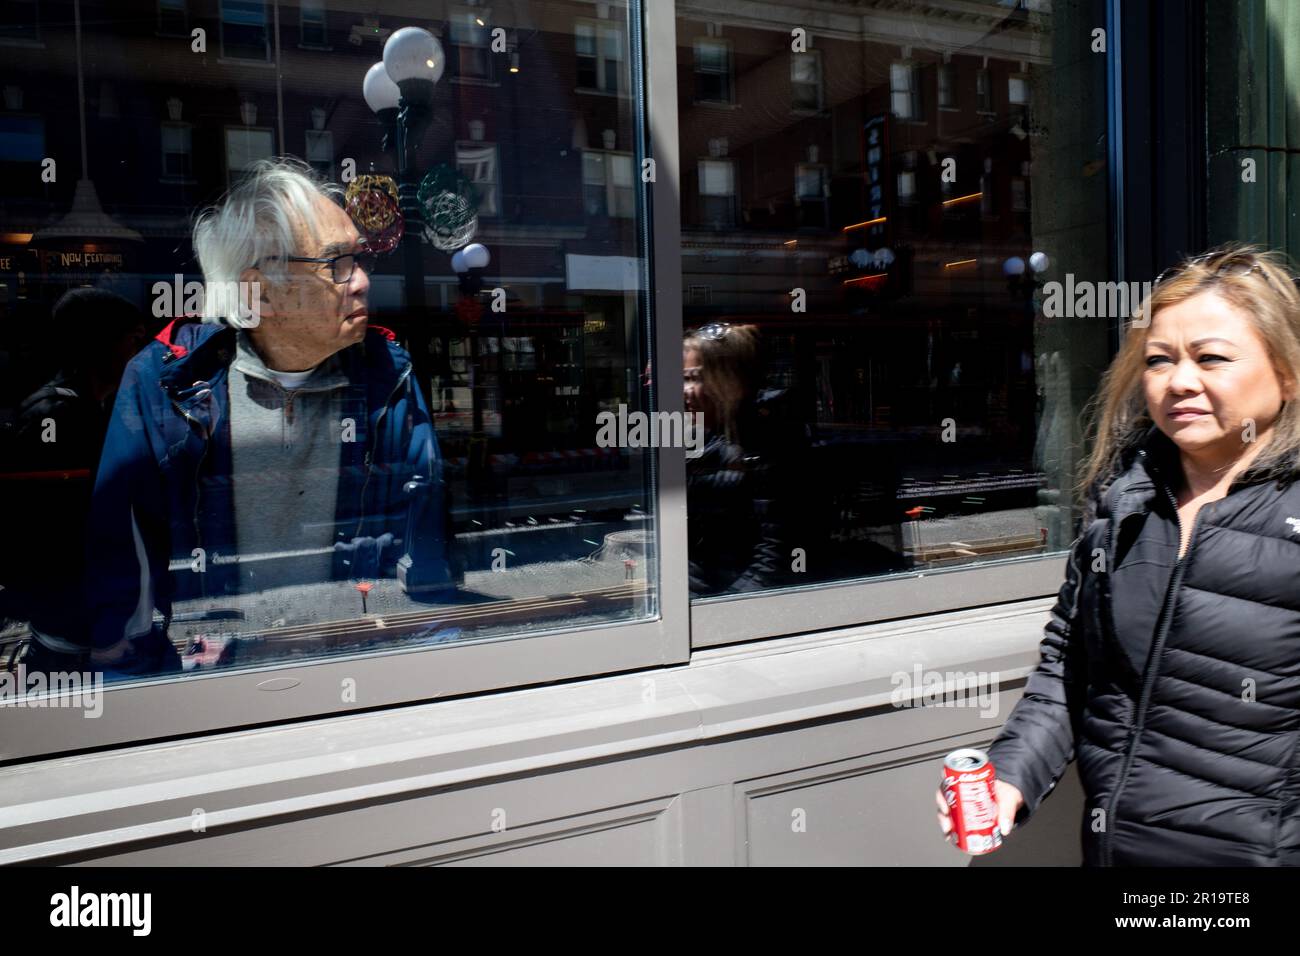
top-left (695, 322), bottom-right (732, 341)
top-left (1153, 250), bottom-right (1296, 295)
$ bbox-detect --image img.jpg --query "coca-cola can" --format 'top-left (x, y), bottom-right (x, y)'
top-left (941, 748), bottom-right (1003, 854)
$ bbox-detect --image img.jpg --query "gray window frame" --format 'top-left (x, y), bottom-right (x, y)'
top-left (6, 0), bottom-right (685, 762)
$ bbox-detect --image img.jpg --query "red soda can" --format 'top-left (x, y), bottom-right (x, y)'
top-left (941, 748), bottom-right (1003, 854)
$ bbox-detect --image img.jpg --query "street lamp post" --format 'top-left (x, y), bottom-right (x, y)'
top-left (362, 30), bottom-right (455, 596)
top-left (364, 27), bottom-right (445, 382)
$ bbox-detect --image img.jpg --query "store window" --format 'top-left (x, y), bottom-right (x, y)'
top-left (0, 0), bottom-right (657, 724)
top-left (676, 0), bottom-right (1112, 604)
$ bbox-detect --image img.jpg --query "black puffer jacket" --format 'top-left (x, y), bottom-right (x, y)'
top-left (686, 387), bottom-right (807, 596)
top-left (989, 422), bottom-right (1300, 865)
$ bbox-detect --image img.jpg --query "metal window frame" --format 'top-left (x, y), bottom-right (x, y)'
top-left (2, 0), bottom-right (689, 764)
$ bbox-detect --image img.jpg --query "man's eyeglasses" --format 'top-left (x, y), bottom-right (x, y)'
top-left (260, 247), bottom-right (377, 284)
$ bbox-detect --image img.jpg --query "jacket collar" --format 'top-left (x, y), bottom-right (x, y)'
top-left (157, 320), bottom-right (236, 396)
top-left (157, 319), bottom-right (404, 396)
top-left (1101, 421), bottom-right (1296, 524)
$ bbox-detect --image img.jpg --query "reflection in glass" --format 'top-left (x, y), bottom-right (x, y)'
top-left (679, 0), bottom-right (1111, 596)
top-left (0, 1), bottom-right (656, 682)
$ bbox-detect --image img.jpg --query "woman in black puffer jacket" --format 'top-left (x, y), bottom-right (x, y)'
top-left (938, 245), bottom-right (1300, 865)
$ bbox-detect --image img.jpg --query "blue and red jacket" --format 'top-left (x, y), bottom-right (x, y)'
top-left (87, 318), bottom-right (452, 654)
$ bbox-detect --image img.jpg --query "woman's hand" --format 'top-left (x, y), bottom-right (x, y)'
top-left (935, 779), bottom-right (1025, 845)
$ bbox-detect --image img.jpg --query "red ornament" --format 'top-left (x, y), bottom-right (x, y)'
top-left (345, 189), bottom-right (404, 255)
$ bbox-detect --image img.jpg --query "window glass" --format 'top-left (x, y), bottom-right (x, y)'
top-left (305, 129), bottom-right (334, 179)
top-left (456, 143), bottom-right (499, 216)
top-left (890, 62), bottom-right (916, 119)
top-left (576, 18), bottom-right (623, 92)
top-left (677, 0), bottom-right (1111, 599)
top-left (0, 1), bottom-right (655, 683)
top-left (162, 123), bottom-right (193, 180)
top-left (226, 127), bottom-right (275, 177)
top-left (937, 62), bottom-right (955, 109)
top-left (450, 5), bottom-right (492, 79)
top-left (300, 0), bottom-right (328, 48)
top-left (0, 0), bottom-right (40, 44)
top-left (791, 50), bottom-right (822, 112)
top-left (695, 38), bottom-right (733, 103)
top-left (222, 0), bottom-right (270, 61)
top-left (976, 66), bottom-right (993, 112)
top-left (159, 0), bottom-right (188, 37)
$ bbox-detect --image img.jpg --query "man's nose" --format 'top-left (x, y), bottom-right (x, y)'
top-left (350, 263), bottom-right (370, 298)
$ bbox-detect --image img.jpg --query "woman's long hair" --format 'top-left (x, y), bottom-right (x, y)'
top-left (1077, 244), bottom-right (1300, 507)
top-left (683, 323), bottom-right (763, 444)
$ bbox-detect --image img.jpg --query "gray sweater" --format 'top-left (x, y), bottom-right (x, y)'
top-left (226, 330), bottom-right (351, 592)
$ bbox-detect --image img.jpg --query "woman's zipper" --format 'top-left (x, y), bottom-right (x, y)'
top-left (1099, 448), bottom-right (1204, 865)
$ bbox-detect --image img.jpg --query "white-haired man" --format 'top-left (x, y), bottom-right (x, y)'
top-left (87, 157), bottom-right (451, 675)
